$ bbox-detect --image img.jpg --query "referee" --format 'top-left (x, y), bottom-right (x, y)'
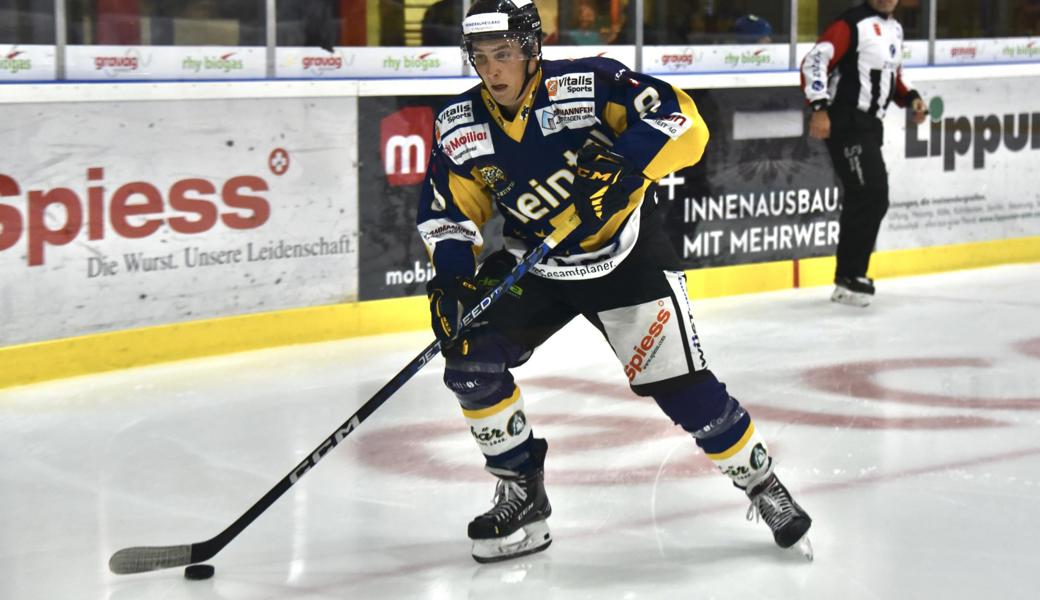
top-left (801, 0), bottom-right (928, 306)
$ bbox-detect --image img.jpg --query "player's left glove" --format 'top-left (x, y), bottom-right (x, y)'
top-left (571, 144), bottom-right (635, 227)
top-left (427, 274), bottom-right (480, 348)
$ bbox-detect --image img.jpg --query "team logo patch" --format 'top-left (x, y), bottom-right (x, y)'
top-left (873, 23), bottom-right (882, 36)
top-left (476, 164), bottom-right (515, 197)
top-left (440, 123), bottom-right (494, 165)
top-left (642, 111), bottom-right (694, 140)
top-left (811, 80), bottom-right (824, 91)
top-left (890, 44), bottom-right (897, 57)
top-left (535, 101), bottom-right (598, 136)
top-left (545, 72), bottom-right (595, 101)
top-left (478, 165), bottom-right (507, 186)
top-left (750, 443), bottom-right (768, 470)
top-left (506, 410), bottom-right (527, 437)
top-left (435, 101), bottom-right (474, 137)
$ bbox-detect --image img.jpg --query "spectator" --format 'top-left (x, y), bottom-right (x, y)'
top-left (732, 14), bottom-right (773, 43)
top-left (560, 0), bottom-right (604, 45)
top-left (422, 0), bottom-right (463, 46)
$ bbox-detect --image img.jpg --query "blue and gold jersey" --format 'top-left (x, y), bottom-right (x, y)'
top-left (416, 56), bottom-right (708, 281)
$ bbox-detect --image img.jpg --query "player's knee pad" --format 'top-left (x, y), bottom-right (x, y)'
top-left (443, 330), bottom-right (528, 410)
top-left (651, 370), bottom-right (749, 450)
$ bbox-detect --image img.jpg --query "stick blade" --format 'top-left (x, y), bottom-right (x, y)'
top-left (109, 544), bottom-right (193, 574)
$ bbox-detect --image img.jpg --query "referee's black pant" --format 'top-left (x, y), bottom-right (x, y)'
top-left (824, 109), bottom-right (889, 281)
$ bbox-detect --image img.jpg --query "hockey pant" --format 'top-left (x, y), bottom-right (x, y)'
top-left (825, 111), bottom-right (890, 280)
top-left (441, 231), bottom-right (772, 489)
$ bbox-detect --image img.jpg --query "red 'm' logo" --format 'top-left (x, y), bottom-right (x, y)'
top-left (381, 106), bottom-right (433, 187)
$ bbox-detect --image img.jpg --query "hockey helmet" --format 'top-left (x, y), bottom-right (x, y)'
top-left (462, 0), bottom-right (543, 65)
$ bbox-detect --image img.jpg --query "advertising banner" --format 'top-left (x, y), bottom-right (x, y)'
top-left (0, 44), bottom-right (55, 81)
top-left (660, 87), bottom-right (841, 269)
top-left (277, 47), bottom-right (465, 78)
top-left (934, 37), bottom-right (1040, 66)
top-left (881, 76), bottom-right (1040, 249)
top-left (64, 45), bottom-right (266, 80)
top-left (643, 44), bottom-right (790, 74)
top-left (0, 97), bottom-right (358, 345)
top-left (356, 85), bottom-right (841, 302)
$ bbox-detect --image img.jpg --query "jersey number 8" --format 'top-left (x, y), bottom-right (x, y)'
top-left (633, 87), bottom-right (662, 118)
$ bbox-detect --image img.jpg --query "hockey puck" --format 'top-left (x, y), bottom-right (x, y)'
top-left (184, 564), bottom-right (215, 580)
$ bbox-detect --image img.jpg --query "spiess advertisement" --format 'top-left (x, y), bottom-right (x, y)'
top-left (0, 98), bottom-right (358, 345)
top-left (357, 86), bottom-right (842, 301)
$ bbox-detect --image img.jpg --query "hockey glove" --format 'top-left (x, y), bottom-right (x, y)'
top-left (427, 274), bottom-right (480, 348)
top-left (572, 144), bottom-right (635, 227)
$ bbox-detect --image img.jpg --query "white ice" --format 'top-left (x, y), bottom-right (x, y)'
top-left (2, 263), bottom-right (1039, 600)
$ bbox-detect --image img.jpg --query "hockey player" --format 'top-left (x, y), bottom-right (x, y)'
top-left (417, 0), bottom-right (812, 563)
top-left (802, 0), bottom-right (928, 306)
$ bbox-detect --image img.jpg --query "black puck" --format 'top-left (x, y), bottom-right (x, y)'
top-left (184, 564), bottom-right (215, 580)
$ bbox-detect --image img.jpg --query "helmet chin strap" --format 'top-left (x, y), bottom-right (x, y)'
top-left (514, 56), bottom-right (540, 104)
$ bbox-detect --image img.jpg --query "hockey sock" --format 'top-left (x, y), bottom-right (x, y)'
top-left (702, 418), bottom-right (772, 489)
top-left (461, 385), bottom-right (534, 475)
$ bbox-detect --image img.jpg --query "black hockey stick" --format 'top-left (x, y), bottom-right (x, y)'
top-left (108, 208), bottom-right (582, 575)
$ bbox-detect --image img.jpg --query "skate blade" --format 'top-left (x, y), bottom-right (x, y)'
top-left (789, 534), bottom-right (814, 562)
top-left (471, 520), bottom-right (552, 564)
top-left (831, 288), bottom-right (871, 307)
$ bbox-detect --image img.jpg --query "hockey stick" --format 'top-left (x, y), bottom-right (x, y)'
top-left (108, 208), bottom-right (582, 575)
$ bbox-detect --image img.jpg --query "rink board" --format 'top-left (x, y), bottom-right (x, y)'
top-left (3, 234), bottom-right (1038, 389)
top-left (2, 66), bottom-right (1040, 388)
top-left (0, 94), bottom-right (360, 347)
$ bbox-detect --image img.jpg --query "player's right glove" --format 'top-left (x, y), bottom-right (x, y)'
top-left (571, 144), bottom-right (635, 227)
top-left (426, 274), bottom-right (480, 349)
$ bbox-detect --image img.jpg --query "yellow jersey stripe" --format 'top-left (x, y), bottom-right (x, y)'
top-left (446, 172), bottom-right (494, 259)
top-left (603, 100), bottom-right (629, 136)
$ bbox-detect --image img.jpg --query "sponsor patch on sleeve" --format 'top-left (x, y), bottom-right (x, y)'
top-left (440, 123), bottom-right (494, 165)
top-left (417, 218), bottom-right (484, 250)
top-left (642, 112), bottom-right (695, 140)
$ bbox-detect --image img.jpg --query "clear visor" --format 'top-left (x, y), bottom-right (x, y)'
top-left (465, 33), bottom-right (537, 67)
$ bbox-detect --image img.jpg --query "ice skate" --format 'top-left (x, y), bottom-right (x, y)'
top-left (746, 471), bottom-right (813, 561)
top-left (468, 439), bottom-right (552, 564)
top-left (831, 276), bottom-right (874, 307)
